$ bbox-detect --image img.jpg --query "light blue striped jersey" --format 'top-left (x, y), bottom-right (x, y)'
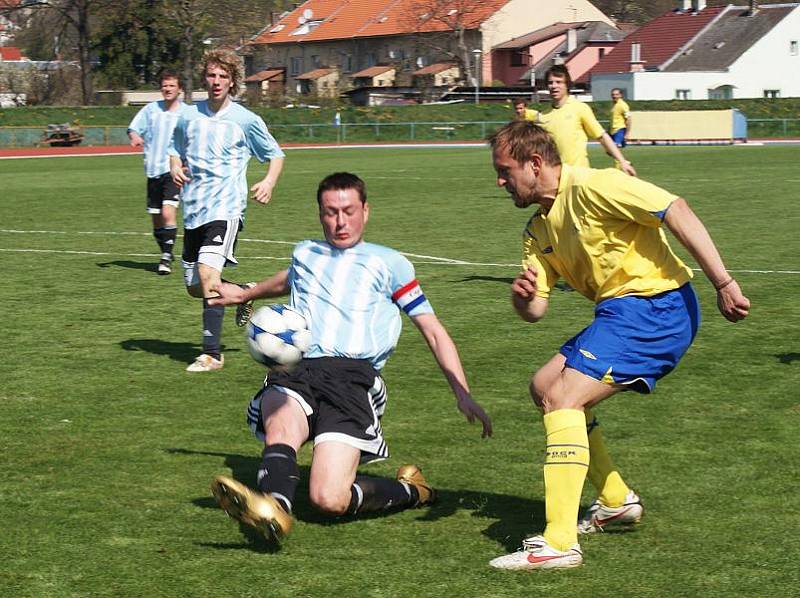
top-left (169, 100), bottom-right (284, 230)
top-left (128, 100), bottom-right (189, 178)
top-left (288, 240), bottom-right (434, 371)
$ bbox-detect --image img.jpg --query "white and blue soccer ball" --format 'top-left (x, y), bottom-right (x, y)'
top-left (245, 304), bottom-right (311, 368)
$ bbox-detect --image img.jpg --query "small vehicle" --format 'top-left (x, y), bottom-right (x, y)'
top-left (40, 123), bottom-right (84, 147)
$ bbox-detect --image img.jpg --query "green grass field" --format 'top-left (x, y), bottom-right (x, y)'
top-left (2, 145), bottom-right (798, 596)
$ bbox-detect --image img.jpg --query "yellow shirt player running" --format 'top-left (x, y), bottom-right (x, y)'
top-left (512, 97), bottom-right (538, 122)
top-left (486, 121), bottom-right (750, 571)
top-left (609, 87), bottom-right (631, 147)
top-left (537, 65), bottom-right (636, 176)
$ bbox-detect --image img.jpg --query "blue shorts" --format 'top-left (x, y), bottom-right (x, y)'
top-left (611, 128), bottom-right (626, 147)
top-left (560, 283), bottom-right (700, 393)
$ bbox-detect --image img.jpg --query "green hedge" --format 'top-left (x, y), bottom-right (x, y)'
top-left (1, 97), bottom-right (799, 127)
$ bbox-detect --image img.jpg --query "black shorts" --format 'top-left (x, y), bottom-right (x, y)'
top-left (248, 357), bottom-right (389, 463)
top-left (146, 173), bottom-right (180, 214)
top-left (181, 218), bottom-right (241, 284)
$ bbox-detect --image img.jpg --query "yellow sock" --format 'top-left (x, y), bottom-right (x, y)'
top-left (542, 409), bottom-right (589, 551)
top-left (585, 408), bottom-right (630, 507)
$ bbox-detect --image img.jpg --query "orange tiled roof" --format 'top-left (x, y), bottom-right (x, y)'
top-left (245, 68), bottom-right (285, 82)
top-left (352, 65), bottom-right (395, 77)
top-left (252, 0), bottom-right (511, 45)
top-left (296, 67), bottom-right (336, 80)
top-left (413, 61), bottom-right (457, 75)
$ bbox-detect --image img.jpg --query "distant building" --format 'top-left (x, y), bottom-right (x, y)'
top-left (590, 1), bottom-right (800, 100)
top-left (245, 0), bottom-right (613, 96)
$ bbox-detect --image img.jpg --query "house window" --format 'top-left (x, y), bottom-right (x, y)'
top-left (791, 41), bottom-right (798, 56)
top-left (511, 51), bottom-right (526, 67)
top-left (631, 43), bottom-right (641, 63)
top-left (311, 55), bottom-right (320, 68)
top-left (599, 48), bottom-right (606, 58)
top-left (675, 89), bottom-right (691, 100)
top-left (290, 56), bottom-right (303, 76)
top-left (708, 85), bottom-right (733, 100)
top-left (343, 55), bottom-right (353, 73)
top-left (763, 89), bottom-right (781, 98)
top-left (366, 53), bottom-right (377, 67)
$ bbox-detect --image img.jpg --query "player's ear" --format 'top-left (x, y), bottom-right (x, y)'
top-left (362, 201), bottom-right (370, 224)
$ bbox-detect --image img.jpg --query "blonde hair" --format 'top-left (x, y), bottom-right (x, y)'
top-left (487, 121), bottom-right (561, 166)
top-left (201, 49), bottom-right (245, 97)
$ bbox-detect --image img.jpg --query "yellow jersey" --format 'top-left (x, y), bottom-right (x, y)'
top-left (537, 96), bottom-right (605, 167)
top-left (610, 99), bottom-right (630, 134)
top-left (521, 108), bottom-right (539, 122)
top-left (522, 165), bottom-right (693, 302)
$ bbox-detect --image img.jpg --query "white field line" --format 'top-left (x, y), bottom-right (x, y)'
top-left (1, 229), bottom-right (798, 274)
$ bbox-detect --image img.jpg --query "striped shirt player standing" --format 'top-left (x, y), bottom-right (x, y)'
top-left (169, 49), bottom-right (285, 373)
top-left (208, 172), bottom-right (493, 543)
top-left (127, 70), bottom-right (189, 275)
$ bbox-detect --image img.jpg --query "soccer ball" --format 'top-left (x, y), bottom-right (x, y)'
top-left (245, 304), bottom-right (311, 368)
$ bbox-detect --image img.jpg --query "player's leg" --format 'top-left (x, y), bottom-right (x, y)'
top-left (531, 354), bottom-right (635, 530)
top-left (154, 177), bottom-right (179, 274)
top-left (211, 386), bottom-right (309, 541)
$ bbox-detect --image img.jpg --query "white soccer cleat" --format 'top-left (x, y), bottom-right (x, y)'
top-left (577, 490), bottom-right (643, 534)
top-left (186, 353), bottom-right (224, 372)
top-left (489, 535), bottom-right (583, 570)
top-left (157, 252), bottom-right (173, 275)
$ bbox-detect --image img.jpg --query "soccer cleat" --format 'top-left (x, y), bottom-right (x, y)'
top-left (489, 535), bottom-right (583, 570)
top-left (186, 353), bottom-right (224, 372)
top-left (211, 475), bottom-right (293, 542)
top-left (577, 490), bottom-right (643, 534)
top-left (235, 282), bottom-right (257, 327)
top-left (157, 259), bottom-right (172, 275)
top-left (396, 464), bottom-right (436, 506)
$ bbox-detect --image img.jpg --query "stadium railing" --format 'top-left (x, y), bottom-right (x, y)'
top-left (1, 118), bottom-right (799, 148)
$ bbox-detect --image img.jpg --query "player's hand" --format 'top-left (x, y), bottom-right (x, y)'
top-left (620, 160), bottom-right (637, 177)
top-left (250, 179), bottom-right (276, 204)
top-left (129, 133), bottom-right (144, 148)
top-left (511, 266), bottom-right (538, 302)
top-left (717, 279), bottom-right (750, 322)
top-left (208, 282), bottom-right (246, 307)
top-left (171, 165), bottom-right (190, 187)
top-left (456, 395), bottom-right (493, 438)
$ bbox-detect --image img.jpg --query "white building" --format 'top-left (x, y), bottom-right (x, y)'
top-left (590, 1), bottom-right (800, 100)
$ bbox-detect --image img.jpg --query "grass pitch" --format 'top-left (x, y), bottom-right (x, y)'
top-left (1, 144), bottom-right (798, 596)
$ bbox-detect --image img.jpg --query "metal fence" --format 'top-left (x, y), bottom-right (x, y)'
top-left (1, 118), bottom-right (799, 148)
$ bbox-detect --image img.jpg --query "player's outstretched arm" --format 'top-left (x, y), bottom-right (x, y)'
top-left (598, 133), bottom-right (636, 176)
top-left (209, 270), bottom-right (290, 307)
top-left (411, 313), bottom-right (492, 438)
top-left (664, 197), bottom-right (750, 322)
top-left (250, 157), bottom-right (285, 204)
top-left (511, 266), bottom-right (549, 322)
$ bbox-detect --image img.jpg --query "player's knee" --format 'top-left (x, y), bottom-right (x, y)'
top-left (309, 486), bottom-right (349, 515)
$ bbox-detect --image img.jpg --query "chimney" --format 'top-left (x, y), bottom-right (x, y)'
top-left (566, 28), bottom-right (577, 53)
top-left (692, 0), bottom-right (706, 10)
top-left (747, 0), bottom-right (760, 16)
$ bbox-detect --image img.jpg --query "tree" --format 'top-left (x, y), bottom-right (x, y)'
top-left (0, 0), bottom-right (111, 105)
top-left (401, 0), bottom-right (491, 85)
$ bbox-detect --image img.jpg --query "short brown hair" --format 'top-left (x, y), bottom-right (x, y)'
top-left (544, 64), bottom-right (572, 89)
top-left (317, 172), bottom-right (367, 206)
top-left (158, 69), bottom-right (183, 89)
top-left (512, 96), bottom-right (527, 107)
top-left (487, 121), bottom-right (561, 166)
top-left (200, 49), bottom-right (244, 96)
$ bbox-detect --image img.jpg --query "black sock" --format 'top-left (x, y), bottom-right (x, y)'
top-left (347, 475), bottom-right (415, 515)
top-left (257, 444), bottom-right (300, 513)
top-left (202, 299), bottom-right (224, 358)
top-left (153, 226), bottom-right (177, 257)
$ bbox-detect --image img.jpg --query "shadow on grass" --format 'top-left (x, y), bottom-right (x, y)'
top-left (120, 339), bottom-right (240, 364)
top-left (97, 260), bottom-right (157, 273)
top-left (777, 352), bottom-right (800, 364)
top-left (455, 275), bottom-right (515, 285)
top-left (167, 447), bottom-right (545, 553)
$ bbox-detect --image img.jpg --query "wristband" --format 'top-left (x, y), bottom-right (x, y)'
top-left (714, 277), bottom-right (734, 291)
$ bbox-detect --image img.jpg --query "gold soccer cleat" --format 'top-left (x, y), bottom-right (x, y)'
top-left (211, 476), bottom-right (293, 542)
top-left (396, 464), bottom-right (437, 506)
